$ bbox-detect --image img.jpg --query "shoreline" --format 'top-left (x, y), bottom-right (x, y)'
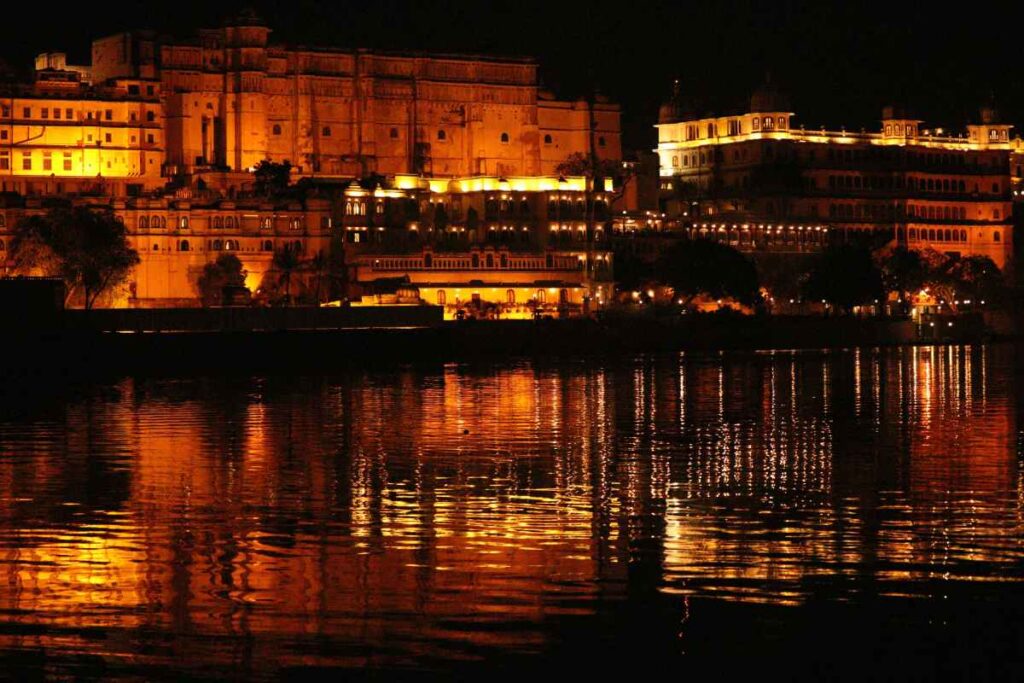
top-left (1, 313), bottom-right (1007, 377)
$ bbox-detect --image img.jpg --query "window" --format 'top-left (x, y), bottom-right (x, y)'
top-left (41, 108), bottom-right (48, 120)
top-left (140, 216), bottom-right (149, 229)
top-left (147, 134), bottom-right (155, 144)
top-left (147, 85), bottom-right (154, 96)
top-left (390, 127), bottom-right (399, 139)
top-left (213, 216), bottom-right (223, 229)
top-left (260, 217), bottom-right (272, 230)
top-left (105, 109), bottom-right (112, 121)
top-left (65, 108), bottom-right (73, 119)
top-left (22, 154), bottom-right (31, 171)
top-left (22, 107), bottom-right (30, 118)
top-left (0, 130), bottom-right (6, 141)
top-left (437, 290), bottom-right (446, 305)
top-left (128, 85), bottom-right (140, 95)
top-left (42, 152), bottom-right (52, 171)
top-left (320, 216), bottom-right (331, 229)
top-left (105, 133), bottom-right (112, 143)
top-left (0, 105), bottom-right (8, 117)
top-left (500, 132), bottom-right (509, 144)
top-left (0, 152), bottom-right (8, 170)
top-left (994, 231), bottom-right (1001, 242)
top-left (179, 240), bottom-right (190, 252)
top-left (179, 217), bottom-right (189, 229)
top-left (322, 126), bottom-right (331, 137)
top-left (130, 112), bottom-right (137, 122)
top-left (598, 136), bottom-right (606, 147)
top-left (146, 111), bottom-right (155, 122)
top-left (262, 240), bottom-right (273, 251)
top-left (53, 108), bottom-right (61, 120)
top-left (544, 134), bottom-right (552, 144)
top-left (437, 129), bottom-right (446, 141)
top-left (272, 124), bottom-right (282, 135)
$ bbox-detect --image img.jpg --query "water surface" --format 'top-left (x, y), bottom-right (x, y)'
top-left (1, 345), bottom-right (1022, 679)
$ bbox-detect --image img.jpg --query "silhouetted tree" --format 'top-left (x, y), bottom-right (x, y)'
top-left (272, 243), bottom-right (302, 305)
top-left (253, 159), bottom-right (293, 197)
top-left (196, 253), bottom-right (247, 307)
top-left (10, 207), bottom-right (139, 309)
top-left (803, 244), bottom-right (884, 312)
top-left (879, 247), bottom-right (927, 311)
top-left (655, 238), bottom-right (760, 308)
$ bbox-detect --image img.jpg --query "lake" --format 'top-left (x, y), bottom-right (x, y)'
top-left (1, 345), bottom-right (1022, 680)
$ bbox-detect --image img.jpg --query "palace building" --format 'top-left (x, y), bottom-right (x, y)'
top-left (654, 80), bottom-right (1015, 269)
top-left (87, 11), bottom-right (620, 181)
top-left (0, 173), bottom-right (614, 313)
top-left (0, 13), bottom-right (621, 311)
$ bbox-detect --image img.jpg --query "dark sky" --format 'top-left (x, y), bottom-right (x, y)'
top-left (5, 0), bottom-right (1024, 150)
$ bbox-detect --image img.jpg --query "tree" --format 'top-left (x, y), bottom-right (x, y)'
top-left (947, 255), bottom-right (1006, 308)
top-left (196, 253), bottom-right (247, 307)
top-left (879, 247), bottom-right (927, 307)
top-left (556, 151), bottom-right (623, 183)
top-left (655, 238), bottom-right (760, 308)
top-left (10, 207), bottom-right (139, 309)
top-left (272, 243), bottom-right (302, 305)
top-left (252, 159), bottom-right (292, 197)
top-left (803, 244), bottom-right (883, 312)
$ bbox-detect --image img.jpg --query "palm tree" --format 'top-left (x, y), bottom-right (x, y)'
top-left (273, 243), bottom-right (301, 306)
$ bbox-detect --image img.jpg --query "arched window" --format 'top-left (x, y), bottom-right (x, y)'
top-left (544, 134), bottom-right (552, 144)
top-left (500, 132), bottom-right (509, 143)
top-left (345, 202), bottom-right (352, 215)
top-left (437, 129), bottom-right (446, 141)
top-left (437, 290), bottom-right (446, 305)
top-left (536, 289), bottom-right (546, 303)
top-left (139, 216), bottom-right (149, 229)
top-left (994, 231), bottom-right (1001, 242)
top-left (0, 239), bottom-right (5, 251)
top-left (506, 289), bottom-right (515, 304)
top-left (486, 253), bottom-right (494, 268)
top-left (262, 240), bottom-right (273, 251)
top-left (227, 216), bottom-right (237, 229)
top-left (179, 240), bottom-right (189, 252)
top-left (152, 244), bottom-right (159, 251)
top-left (944, 229), bottom-right (952, 241)
top-left (960, 230), bottom-right (966, 242)
top-left (272, 124), bottom-right (282, 135)
top-left (213, 216), bottom-right (223, 229)
top-left (179, 216), bottom-right (189, 229)
top-left (471, 254), bottom-right (479, 268)
top-left (212, 239), bottom-right (223, 250)
top-left (909, 228), bottom-right (917, 240)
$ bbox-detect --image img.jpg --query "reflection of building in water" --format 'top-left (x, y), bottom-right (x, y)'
top-left (0, 349), bottom-right (1020, 672)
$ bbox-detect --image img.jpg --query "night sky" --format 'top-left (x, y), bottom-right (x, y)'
top-left (5, 1), bottom-right (1024, 151)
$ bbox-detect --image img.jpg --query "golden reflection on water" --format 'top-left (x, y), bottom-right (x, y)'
top-left (0, 345), bottom-right (1022, 674)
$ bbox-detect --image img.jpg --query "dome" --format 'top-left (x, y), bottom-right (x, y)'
top-left (749, 74), bottom-right (790, 113)
top-left (658, 79), bottom-right (697, 124)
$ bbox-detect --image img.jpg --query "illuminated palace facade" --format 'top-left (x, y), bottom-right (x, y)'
top-left (0, 14), bottom-right (620, 311)
top-left (0, 174), bottom-right (614, 312)
top-left (655, 82), bottom-right (1015, 269)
